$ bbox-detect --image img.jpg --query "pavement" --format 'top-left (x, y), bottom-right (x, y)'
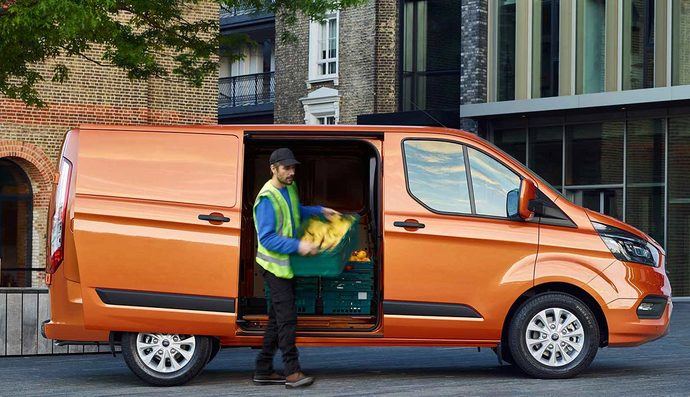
top-left (1, 302), bottom-right (689, 397)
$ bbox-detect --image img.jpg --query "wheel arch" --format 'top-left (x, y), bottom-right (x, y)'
top-left (501, 282), bottom-right (610, 348)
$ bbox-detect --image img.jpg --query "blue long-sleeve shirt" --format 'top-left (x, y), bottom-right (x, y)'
top-left (255, 186), bottom-right (323, 254)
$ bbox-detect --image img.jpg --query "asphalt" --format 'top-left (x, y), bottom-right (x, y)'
top-left (1, 302), bottom-right (689, 397)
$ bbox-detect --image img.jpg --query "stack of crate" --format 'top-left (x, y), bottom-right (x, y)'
top-left (265, 277), bottom-right (318, 314)
top-left (321, 260), bottom-right (374, 315)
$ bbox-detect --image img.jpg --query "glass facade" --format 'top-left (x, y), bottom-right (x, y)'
top-left (626, 119), bottom-right (665, 245)
top-left (565, 122), bottom-right (624, 186)
top-left (402, 0), bottom-right (460, 111)
top-left (673, 0), bottom-right (690, 85)
top-left (493, 128), bottom-right (526, 164)
top-left (576, 0), bottom-right (606, 94)
top-left (529, 126), bottom-right (563, 190)
top-left (491, 115), bottom-right (690, 295)
top-left (668, 118), bottom-right (690, 298)
top-left (496, 0), bottom-right (516, 101)
top-left (532, 0), bottom-right (559, 98)
top-left (623, 0), bottom-right (654, 90)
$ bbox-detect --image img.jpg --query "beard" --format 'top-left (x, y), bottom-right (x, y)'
top-left (279, 175), bottom-right (294, 185)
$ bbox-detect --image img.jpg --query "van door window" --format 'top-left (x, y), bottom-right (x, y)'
top-left (402, 140), bottom-right (471, 213)
top-left (467, 147), bottom-right (521, 217)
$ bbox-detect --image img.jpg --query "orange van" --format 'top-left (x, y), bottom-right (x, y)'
top-left (43, 124), bottom-right (671, 385)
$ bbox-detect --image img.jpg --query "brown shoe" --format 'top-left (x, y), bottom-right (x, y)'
top-left (253, 372), bottom-right (285, 385)
top-left (285, 372), bottom-right (314, 388)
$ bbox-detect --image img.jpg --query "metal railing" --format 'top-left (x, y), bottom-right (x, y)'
top-left (220, 4), bottom-right (259, 18)
top-left (219, 72), bottom-right (275, 108)
top-left (0, 288), bottom-right (117, 356)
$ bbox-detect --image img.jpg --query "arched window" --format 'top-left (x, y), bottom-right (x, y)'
top-left (0, 159), bottom-right (33, 288)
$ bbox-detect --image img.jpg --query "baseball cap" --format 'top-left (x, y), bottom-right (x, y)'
top-left (269, 148), bottom-right (300, 166)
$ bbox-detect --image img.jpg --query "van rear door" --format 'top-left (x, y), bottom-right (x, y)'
top-left (73, 127), bottom-right (242, 336)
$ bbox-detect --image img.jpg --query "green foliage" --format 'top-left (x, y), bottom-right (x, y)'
top-left (0, 0), bottom-right (365, 106)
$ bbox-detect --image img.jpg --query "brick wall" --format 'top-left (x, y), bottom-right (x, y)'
top-left (0, 2), bottom-right (219, 288)
top-left (274, 0), bottom-right (399, 124)
top-left (460, 0), bottom-right (488, 132)
top-left (374, 0), bottom-right (400, 114)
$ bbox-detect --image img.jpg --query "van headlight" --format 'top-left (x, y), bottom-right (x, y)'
top-left (592, 222), bottom-right (659, 267)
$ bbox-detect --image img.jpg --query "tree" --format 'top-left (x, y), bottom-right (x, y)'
top-left (0, 0), bottom-right (365, 106)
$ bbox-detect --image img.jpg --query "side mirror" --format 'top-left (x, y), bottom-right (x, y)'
top-left (518, 178), bottom-right (537, 220)
top-left (506, 189), bottom-right (520, 219)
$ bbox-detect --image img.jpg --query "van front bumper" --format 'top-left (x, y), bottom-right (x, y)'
top-left (605, 297), bottom-right (672, 347)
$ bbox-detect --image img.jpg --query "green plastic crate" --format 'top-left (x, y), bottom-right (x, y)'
top-left (290, 215), bottom-right (360, 277)
top-left (323, 298), bottom-right (372, 315)
top-left (322, 279), bottom-right (373, 292)
top-left (322, 290), bottom-right (373, 301)
top-left (265, 277), bottom-right (318, 314)
top-left (343, 260), bottom-right (374, 273)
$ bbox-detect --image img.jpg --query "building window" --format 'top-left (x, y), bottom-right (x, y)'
top-left (668, 117), bottom-right (690, 296)
top-left (496, 0), bottom-right (517, 101)
top-left (300, 87), bottom-right (340, 125)
top-left (672, 1), bottom-right (690, 85)
top-left (493, 128), bottom-right (526, 165)
top-left (529, 126), bottom-right (563, 190)
top-left (402, 140), bottom-right (471, 213)
top-left (623, 0), bottom-right (655, 90)
top-left (626, 118), bottom-right (665, 245)
top-left (308, 12), bottom-right (339, 83)
top-left (401, 0), bottom-right (460, 111)
top-left (317, 116), bottom-right (336, 125)
top-left (532, 0), bottom-right (560, 98)
top-left (565, 122), bottom-right (624, 186)
top-left (576, 0), bottom-right (606, 94)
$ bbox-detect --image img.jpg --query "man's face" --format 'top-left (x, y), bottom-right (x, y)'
top-left (272, 163), bottom-right (296, 185)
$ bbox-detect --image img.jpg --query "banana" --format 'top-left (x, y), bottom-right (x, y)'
top-left (299, 214), bottom-right (355, 252)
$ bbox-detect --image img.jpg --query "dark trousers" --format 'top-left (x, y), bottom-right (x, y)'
top-left (255, 267), bottom-right (301, 375)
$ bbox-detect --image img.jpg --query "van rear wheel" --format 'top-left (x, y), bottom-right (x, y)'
top-left (508, 293), bottom-right (599, 379)
top-left (121, 332), bottom-right (212, 386)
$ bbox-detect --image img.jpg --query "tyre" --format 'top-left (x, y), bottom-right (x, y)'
top-left (121, 332), bottom-right (212, 386)
top-left (508, 292), bottom-right (599, 379)
top-left (207, 338), bottom-right (221, 364)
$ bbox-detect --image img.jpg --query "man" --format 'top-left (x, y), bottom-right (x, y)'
top-left (252, 148), bottom-right (338, 389)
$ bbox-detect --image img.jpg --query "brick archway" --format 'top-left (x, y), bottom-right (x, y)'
top-left (0, 141), bottom-right (56, 287)
top-left (0, 141), bottom-right (55, 203)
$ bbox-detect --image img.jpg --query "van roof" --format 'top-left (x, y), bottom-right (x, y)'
top-left (76, 123), bottom-right (476, 140)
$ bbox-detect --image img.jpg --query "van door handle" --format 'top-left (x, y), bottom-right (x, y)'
top-left (198, 213), bottom-right (230, 223)
top-left (393, 220), bottom-right (425, 229)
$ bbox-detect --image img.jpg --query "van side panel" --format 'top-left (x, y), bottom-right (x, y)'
top-left (73, 129), bottom-right (241, 336)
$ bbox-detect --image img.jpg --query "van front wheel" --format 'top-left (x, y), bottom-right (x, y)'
top-left (508, 293), bottom-right (599, 379)
top-left (121, 332), bottom-right (212, 386)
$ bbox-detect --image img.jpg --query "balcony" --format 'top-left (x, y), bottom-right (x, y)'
top-left (220, 4), bottom-right (274, 30)
top-left (218, 72), bottom-right (275, 119)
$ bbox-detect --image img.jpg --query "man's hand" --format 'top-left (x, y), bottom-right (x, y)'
top-left (322, 207), bottom-right (341, 221)
top-left (298, 240), bottom-right (319, 256)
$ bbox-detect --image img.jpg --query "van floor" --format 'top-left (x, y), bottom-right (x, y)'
top-left (237, 137), bottom-right (382, 332)
top-left (241, 315), bottom-right (376, 330)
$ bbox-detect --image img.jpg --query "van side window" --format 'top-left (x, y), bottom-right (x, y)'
top-left (467, 147), bottom-right (521, 217)
top-left (403, 140), bottom-right (471, 213)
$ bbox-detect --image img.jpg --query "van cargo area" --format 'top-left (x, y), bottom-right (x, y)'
top-left (237, 137), bottom-right (381, 332)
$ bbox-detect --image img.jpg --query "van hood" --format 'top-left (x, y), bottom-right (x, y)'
top-left (583, 208), bottom-right (661, 249)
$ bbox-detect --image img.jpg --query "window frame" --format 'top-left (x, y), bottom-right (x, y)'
top-left (308, 11), bottom-right (339, 84)
top-left (401, 137), bottom-right (525, 221)
top-left (398, 0), bottom-right (461, 110)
